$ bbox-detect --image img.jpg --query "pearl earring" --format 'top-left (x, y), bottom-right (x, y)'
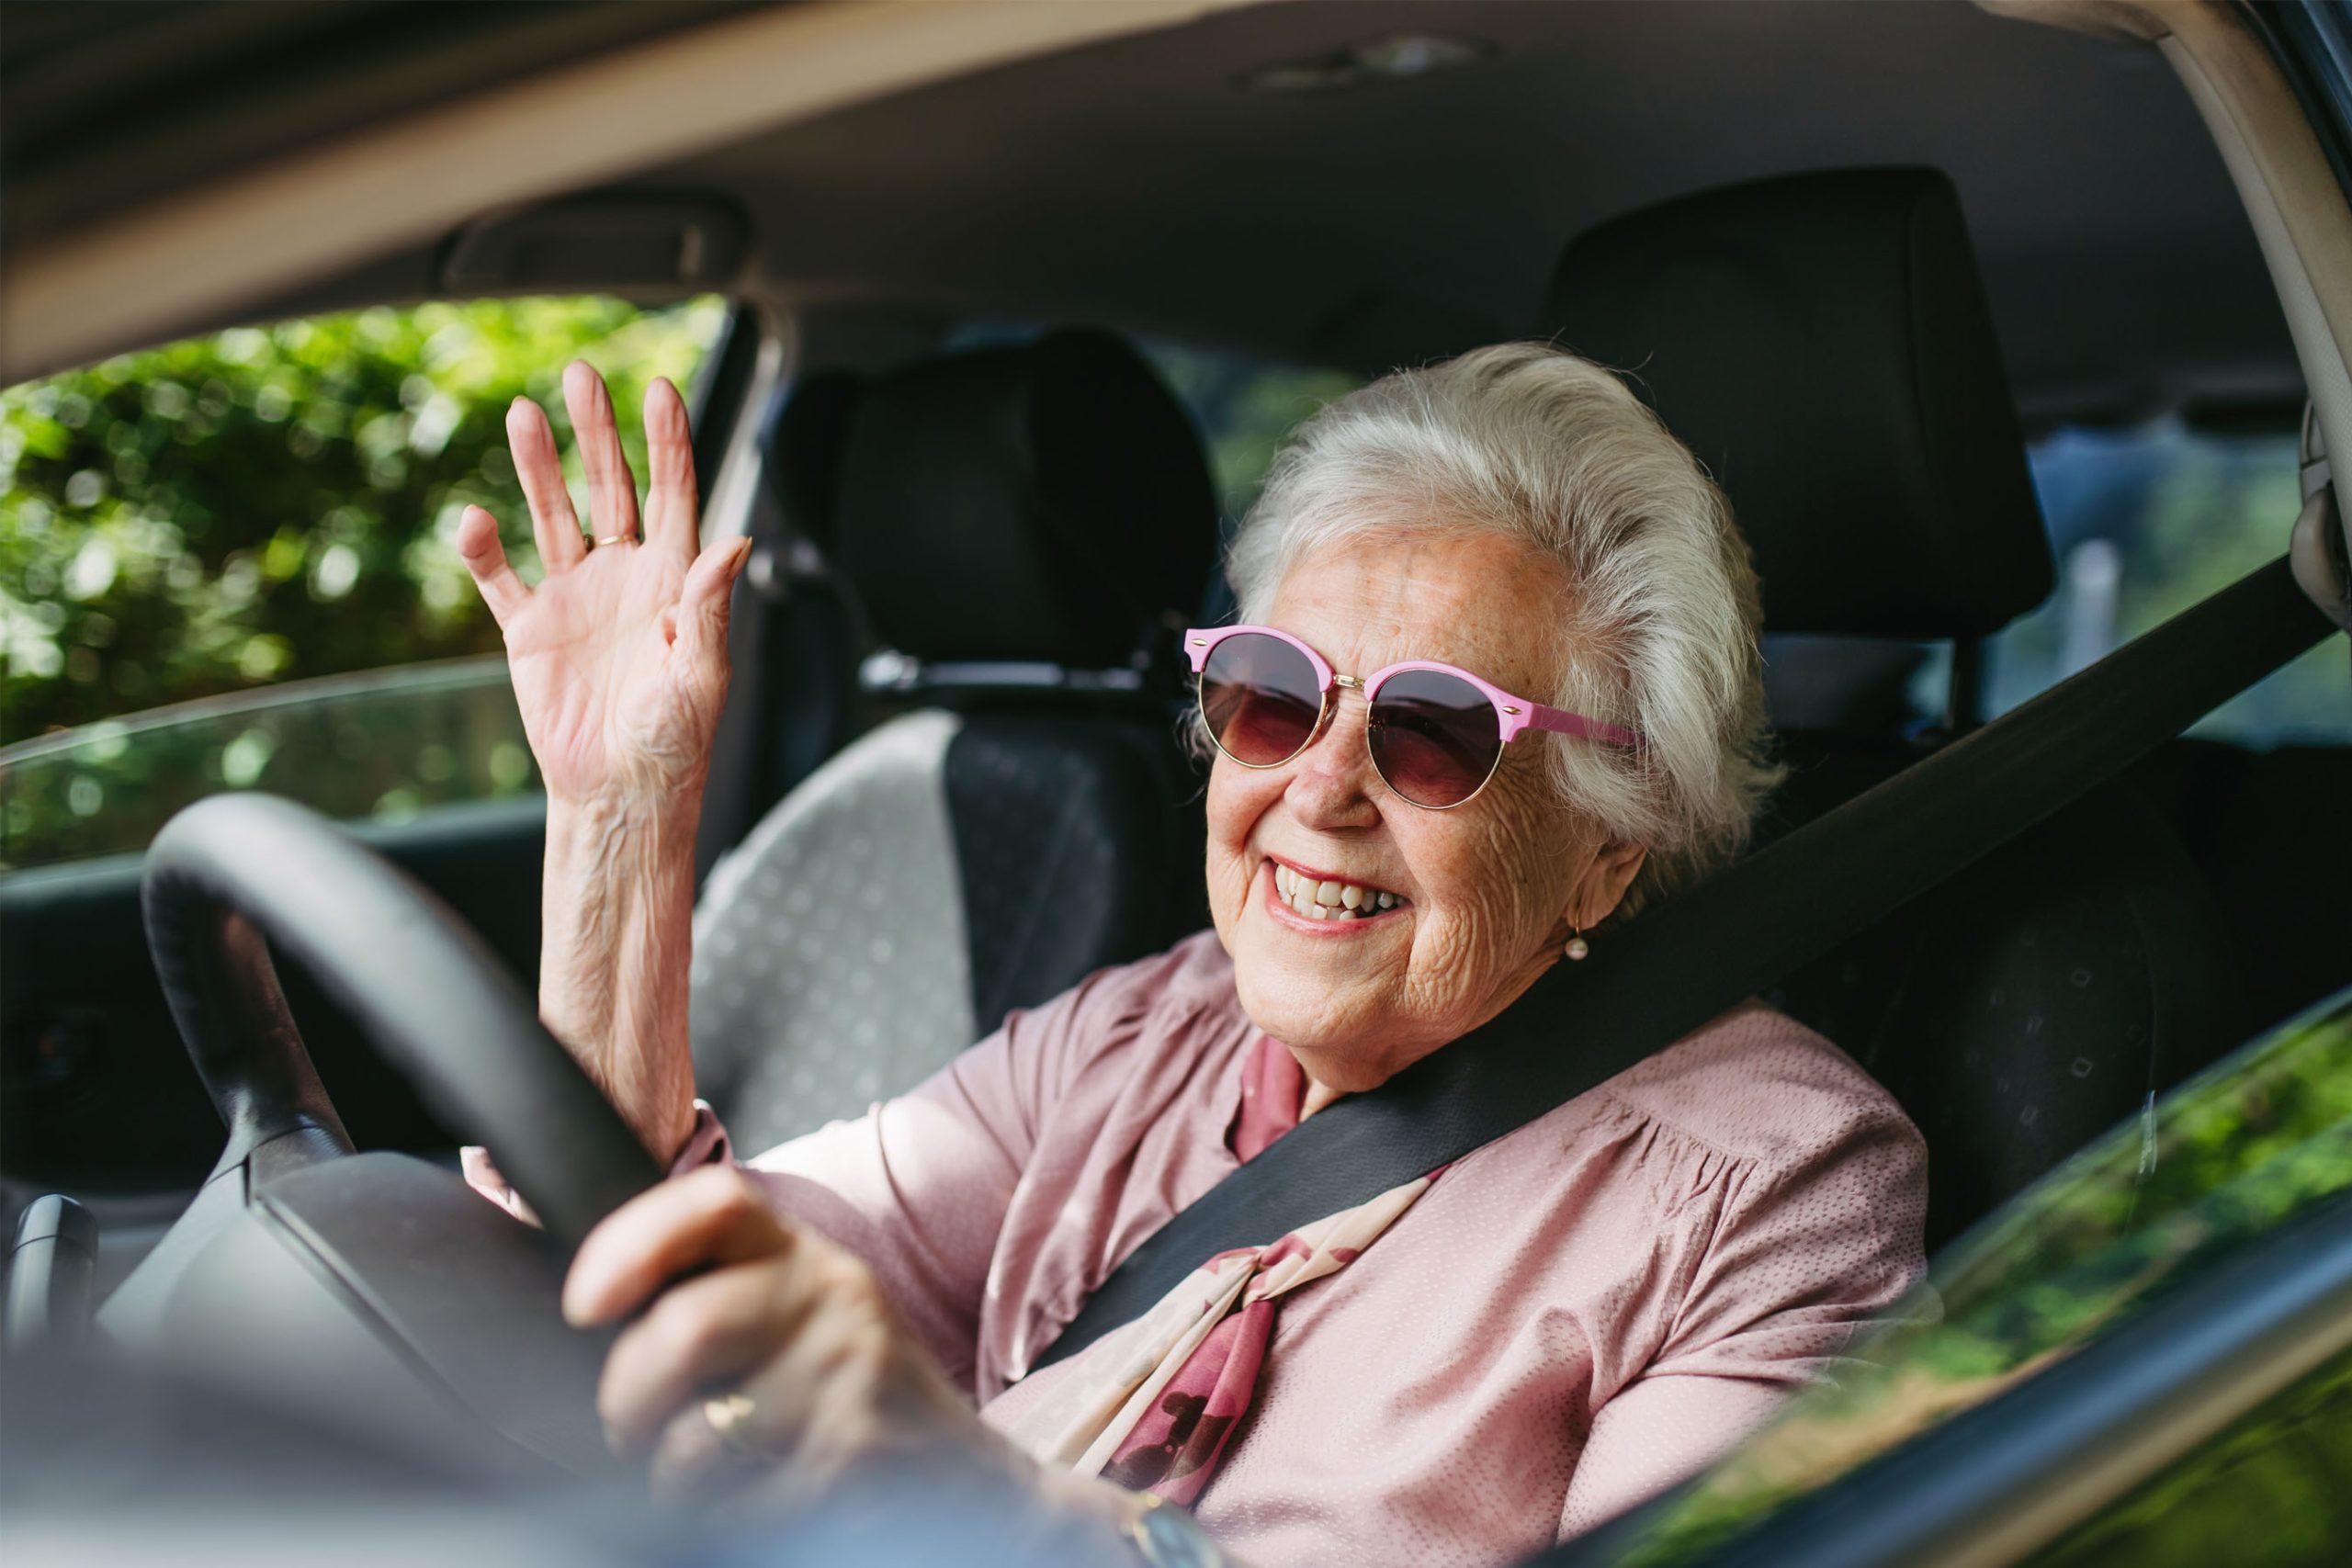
top-left (1565, 926), bottom-right (1590, 961)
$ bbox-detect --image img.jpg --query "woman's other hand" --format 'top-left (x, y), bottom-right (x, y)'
top-left (456, 362), bottom-right (751, 811)
top-left (565, 1167), bottom-right (997, 1503)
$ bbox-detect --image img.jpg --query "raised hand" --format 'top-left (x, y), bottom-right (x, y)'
top-left (456, 361), bottom-right (750, 810)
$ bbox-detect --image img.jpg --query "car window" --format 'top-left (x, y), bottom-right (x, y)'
top-left (1136, 341), bottom-right (1361, 534)
top-left (1993, 421), bottom-right (2345, 745)
top-left (1763, 420), bottom-right (2344, 741)
top-left (0, 295), bottom-right (727, 870)
top-left (1605, 990), bottom-right (2352, 1565)
top-left (2022, 1342), bottom-right (2352, 1567)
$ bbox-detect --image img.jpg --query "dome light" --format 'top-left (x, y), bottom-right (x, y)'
top-left (1239, 32), bottom-right (1493, 95)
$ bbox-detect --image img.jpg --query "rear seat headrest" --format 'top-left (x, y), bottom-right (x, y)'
top-left (767, 368), bottom-right (865, 555)
top-left (1546, 167), bottom-right (2052, 640)
top-left (833, 330), bottom-right (1217, 667)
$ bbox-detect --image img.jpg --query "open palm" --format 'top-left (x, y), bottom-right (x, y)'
top-left (456, 363), bottom-right (750, 807)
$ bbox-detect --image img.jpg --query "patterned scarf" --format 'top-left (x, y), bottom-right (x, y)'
top-left (1001, 1036), bottom-right (1441, 1506)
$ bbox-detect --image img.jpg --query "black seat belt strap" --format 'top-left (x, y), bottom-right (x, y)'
top-left (1035, 555), bottom-right (2335, 1372)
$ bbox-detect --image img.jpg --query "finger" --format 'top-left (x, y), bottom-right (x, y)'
top-left (642, 1303), bottom-right (841, 1495)
top-left (649, 1385), bottom-right (815, 1503)
top-left (649, 1403), bottom-right (737, 1500)
top-left (454, 505), bottom-right (530, 626)
top-left (646, 1262), bottom-right (933, 1503)
top-left (563, 359), bottom-right (641, 547)
top-left (507, 397), bottom-right (585, 571)
top-left (564, 1166), bottom-right (791, 1328)
top-left (641, 378), bottom-right (699, 561)
top-left (598, 1263), bottom-right (806, 1459)
top-left (672, 535), bottom-right (753, 673)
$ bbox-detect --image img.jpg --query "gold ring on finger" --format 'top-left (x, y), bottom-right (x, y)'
top-left (594, 533), bottom-right (637, 547)
top-left (701, 1392), bottom-right (765, 1457)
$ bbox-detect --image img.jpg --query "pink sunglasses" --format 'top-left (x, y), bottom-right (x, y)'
top-left (1184, 625), bottom-right (1641, 809)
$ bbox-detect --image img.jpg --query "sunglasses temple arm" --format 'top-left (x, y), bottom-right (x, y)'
top-left (1524, 703), bottom-right (1643, 750)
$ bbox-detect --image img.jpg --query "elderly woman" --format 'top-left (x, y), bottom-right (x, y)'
top-left (456, 344), bottom-right (1926, 1568)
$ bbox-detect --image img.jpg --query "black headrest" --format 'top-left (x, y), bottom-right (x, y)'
top-left (1546, 168), bottom-right (2052, 639)
top-left (766, 368), bottom-right (864, 554)
top-left (834, 330), bottom-right (1217, 667)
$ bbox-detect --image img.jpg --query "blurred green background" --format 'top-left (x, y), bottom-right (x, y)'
top-left (1, 296), bottom-right (724, 866)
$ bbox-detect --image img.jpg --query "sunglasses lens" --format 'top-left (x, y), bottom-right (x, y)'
top-left (1201, 634), bottom-right (1324, 766)
top-left (1369, 669), bottom-right (1504, 807)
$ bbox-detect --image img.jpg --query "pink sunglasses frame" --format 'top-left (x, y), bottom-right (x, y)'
top-left (1183, 624), bottom-right (1642, 809)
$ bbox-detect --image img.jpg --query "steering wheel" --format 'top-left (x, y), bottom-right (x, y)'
top-left (96, 792), bottom-right (664, 1474)
top-left (141, 792), bottom-right (660, 1242)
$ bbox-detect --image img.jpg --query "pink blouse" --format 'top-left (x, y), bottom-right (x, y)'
top-left (475, 931), bottom-right (1928, 1566)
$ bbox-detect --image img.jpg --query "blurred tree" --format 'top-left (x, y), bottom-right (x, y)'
top-left (1, 296), bottom-right (724, 742)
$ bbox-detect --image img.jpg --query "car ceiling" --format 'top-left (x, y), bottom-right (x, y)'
top-left (4, 1), bottom-right (2303, 430)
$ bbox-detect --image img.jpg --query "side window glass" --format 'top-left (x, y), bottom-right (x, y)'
top-left (1611, 994), bottom-right (2352, 1563)
top-left (2024, 1346), bottom-right (2352, 1567)
top-left (1137, 343), bottom-right (1361, 532)
top-left (1992, 422), bottom-right (2346, 743)
top-left (1, 296), bottom-right (727, 870)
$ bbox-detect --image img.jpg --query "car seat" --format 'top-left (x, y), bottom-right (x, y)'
top-left (689, 331), bottom-right (1217, 1153)
top-left (1547, 168), bottom-right (2251, 1250)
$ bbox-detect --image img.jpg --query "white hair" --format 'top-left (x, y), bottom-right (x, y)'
top-left (1219, 342), bottom-right (1779, 915)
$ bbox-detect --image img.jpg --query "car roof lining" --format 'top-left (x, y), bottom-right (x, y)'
top-left (2, 0), bottom-right (2317, 436)
top-left (673, 0), bottom-right (2297, 426)
top-left (0, 0), bottom-right (1258, 383)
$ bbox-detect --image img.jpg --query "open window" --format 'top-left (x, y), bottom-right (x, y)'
top-left (1, 295), bottom-right (729, 871)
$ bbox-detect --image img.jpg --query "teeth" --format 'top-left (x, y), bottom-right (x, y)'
top-left (1270, 862), bottom-right (1404, 920)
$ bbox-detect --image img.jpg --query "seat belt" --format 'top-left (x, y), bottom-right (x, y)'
top-left (1035, 555), bottom-right (2336, 1372)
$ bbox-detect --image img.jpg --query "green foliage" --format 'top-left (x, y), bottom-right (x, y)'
top-left (1618, 996), bottom-right (2352, 1565)
top-left (0, 296), bottom-right (721, 865)
top-left (2032, 1346), bottom-right (2352, 1568)
top-left (1, 295), bottom-right (723, 741)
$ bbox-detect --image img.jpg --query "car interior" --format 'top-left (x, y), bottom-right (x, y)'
top-left (3, 0), bottom-right (2349, 1561)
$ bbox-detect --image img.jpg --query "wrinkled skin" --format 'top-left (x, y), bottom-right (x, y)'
top-left (455, 362), bottom-right (747, 809)
top-left (1207, 531), bottom-right (1647, 1111)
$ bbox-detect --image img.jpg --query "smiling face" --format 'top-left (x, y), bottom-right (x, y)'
top-left (1205, 529), bottom-right (1648, 1103)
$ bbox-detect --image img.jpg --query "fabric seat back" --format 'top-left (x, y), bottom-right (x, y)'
top-left (692, 332), bottom-right (1216, 1152)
